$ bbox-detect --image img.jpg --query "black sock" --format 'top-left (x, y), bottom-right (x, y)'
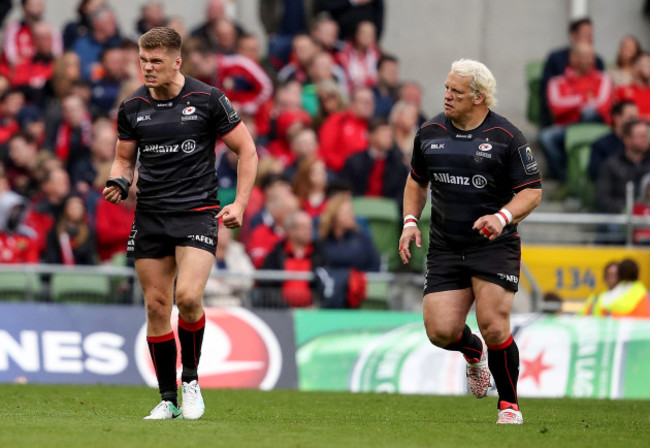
top-left (442, 324), bottom-right (484, 362)
top-left (487, 334), bottom-right (519, 408)
top-left (178, 313), bottom-right (205, 384)
top-left (147, 332), bottom-right (178, 407)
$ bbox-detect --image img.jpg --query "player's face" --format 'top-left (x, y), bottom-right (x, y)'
top-left (443, 71), bottom-right (478, 121)
top-left (139, 47), bottom-right (181, 89)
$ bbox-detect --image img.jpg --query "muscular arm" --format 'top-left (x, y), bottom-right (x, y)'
top-left (218, 123), bottom-right (259, 228)
top-left (103, 140), bottom-right (137, 204)
top-left (473, 187), bottom-right (542, 240)
top-left (398, 176), bottom-right (429, 264)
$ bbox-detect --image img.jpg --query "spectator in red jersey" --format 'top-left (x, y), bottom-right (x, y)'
top-left (185, 38), bottom-right (273, 120)
top-left (1, 0), bottom-right (62, 69)
top-left (293, 156), bottom-right (329, 219)
top-left (539, 42), bottom-right (614, 181)
top-left (267, 109), bottom-right (312, 167)
top-left (0, 163), bottom-right (38, 263)
top-left (42, 194), bottom-right (97, 265)
top-left (5, 131), bottom-right (41, 198)
top-left (246, 183), bottom-right (299, 269)
top-left (318, 87), bottom-right (374, 173)
top-left (23, 166), bottom-right (70, 257)
top-left (0, 88), bottom-right (24, 145)
top-left (313, 78), bottom-right (347, 129)
top-left (608, 35), bottom-right (642, 88)
top-left (259, 209), bottom-right (327, 308)
top-left (46, 93), bottom-right (92, 171)
top-left (615, 52), bottom-right (650, 121)
top-left (277, 34), bottom-right (321, 85)
top-left (0, 21), bottom-right (55, 101)
top-left (336, 20), bottom-right (381, 91)
top-left (341, 117), bottom-right (408, 204)
top-left (94, 173), bottom-right (135, 262)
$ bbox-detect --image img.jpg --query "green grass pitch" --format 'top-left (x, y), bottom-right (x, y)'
top-left (1, 384), bottom-right (650, 448)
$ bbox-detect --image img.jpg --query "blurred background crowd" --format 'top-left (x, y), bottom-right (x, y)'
top-left (0, 0), bottom-right (649, 311)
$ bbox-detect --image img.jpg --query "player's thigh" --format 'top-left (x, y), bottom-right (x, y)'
top-left (135, 256), bottom-right (177, 303)
top-left (472, 277), bottom-right (514, 344)
top-left (422, 288), bottom-right (474, 345)
top-left (175, 245), bottom-right (215, 300)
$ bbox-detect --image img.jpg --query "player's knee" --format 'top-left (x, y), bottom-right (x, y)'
top-left (145, 295), bottom-right (171, 322)
top-left (478, 320), bottom-right (509, 346)
top-left (425, 326), bottom-right (460, 348)
top-left (175, 288), bottom-right (202, 314)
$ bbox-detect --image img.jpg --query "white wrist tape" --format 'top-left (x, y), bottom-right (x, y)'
top-left (494, 208), bottom-right (513, 227)
top-left (403, 214), bottom-right (419, 229)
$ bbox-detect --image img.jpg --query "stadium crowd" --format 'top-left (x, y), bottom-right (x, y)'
top-left (0, 0), bottom-right (648, 308)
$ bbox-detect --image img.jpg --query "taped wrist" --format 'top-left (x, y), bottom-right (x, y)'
top-left (106, 176), bottom-right (131, 200)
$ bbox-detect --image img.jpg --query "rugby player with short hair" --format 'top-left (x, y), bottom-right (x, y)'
top-left (103, 27), bottom-right (258, 420)
top-left (399, 59), bottom-right (542, 424)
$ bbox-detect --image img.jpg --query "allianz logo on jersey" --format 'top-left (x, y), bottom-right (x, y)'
top-left (139, 139), bottom-right (196, 154)
top-left (432, 172), bottom-right (487, 188)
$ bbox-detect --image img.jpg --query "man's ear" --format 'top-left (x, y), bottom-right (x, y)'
top-left (175, 56), bottom-right (182, 70)
top-left (473, 92), bottom-right (485, 105)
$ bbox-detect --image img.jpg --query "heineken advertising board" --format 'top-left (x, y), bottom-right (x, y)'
top-left (294, 310), bottom-right (650, 399)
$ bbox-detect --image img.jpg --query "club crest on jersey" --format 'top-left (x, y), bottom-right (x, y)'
top-left (517, 144), bottom-right (539, 175)
top-left (182, 106), bottom-right (196, 115)
top-left (478, 143), bottom-right (492, 151)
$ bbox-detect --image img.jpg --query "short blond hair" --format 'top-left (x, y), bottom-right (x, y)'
top-left (451, 59), bottom-right (497, 108)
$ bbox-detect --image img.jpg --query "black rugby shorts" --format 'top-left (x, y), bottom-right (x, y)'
top-left (127, 209), bottom-right (219, 259)
top-left (423, 237), bottom-right (521, 295)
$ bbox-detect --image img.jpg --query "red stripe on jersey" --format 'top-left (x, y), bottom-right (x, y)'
top-left (220, 121), bottom-right (242, 138)
top-left (189, 205), bottom-right (221, 211)
top-left (410, 166), bottom-right (427, 182)
top-left (181, 91), bottom-right (210, 98)
top-left (421, 122), bottom-right (447, 130)
top-left (124, 96), bottom-right (151, 104)
top-left (482, 126), bottom-right (513, 138)
top-left (513, 179), bottom-right (541, 190)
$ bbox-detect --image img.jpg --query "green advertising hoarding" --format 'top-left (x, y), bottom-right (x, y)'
top-left (294, 310), bottom-right (650, 399)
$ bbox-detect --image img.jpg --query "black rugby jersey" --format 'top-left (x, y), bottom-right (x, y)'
top-left (410, 110), bottom-right (542, 250)
top-left (117, 76), bottom-right (241, 212)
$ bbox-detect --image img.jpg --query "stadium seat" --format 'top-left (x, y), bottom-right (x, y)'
top-left (218, 187), bottom-right (237, 207)
top-left (361, 280), bottom-right (390, 309)
top-left (352, 197), bottom-right (401, 271)
top-left (564, 123), bottom-right (611, 208)
top-left (525, 60), bottom-right (544, 126)
top-left (0, 271), bottom-right (42, 301)
top-left (50, 273), bottom-right (112, 303)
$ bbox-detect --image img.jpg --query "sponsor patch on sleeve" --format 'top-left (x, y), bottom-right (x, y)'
top-left (219, 94), bottom-right (240, 124)
top-left (517, 144), bottom-right (539, 175)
